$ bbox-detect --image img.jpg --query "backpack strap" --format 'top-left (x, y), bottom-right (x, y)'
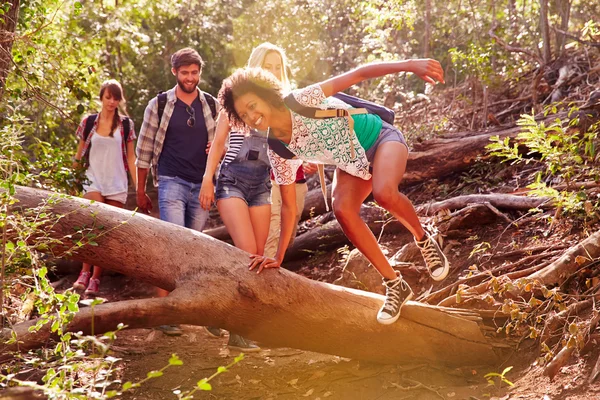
top-left (332, 92), bottom-right (395, 125)
top-left (83, 114), bottom-right (98, 141)
top-left (316, 164), bottom-right (329, 212)
top-left (203, 92), bottom-right (218, 118)
top-left (157, 92), bottom-right (168, 124)
top-left (122, 117), bottom-right (131, 141)
top-left (283, 94), bottom-right (367, 119)
top-left (266, 127), bottom-right (296, 160)
top-left (284, 93), bottom-right (358, 158)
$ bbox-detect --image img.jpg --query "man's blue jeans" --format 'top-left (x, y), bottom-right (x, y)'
top-left (157, 175), bottom-right (209, 231)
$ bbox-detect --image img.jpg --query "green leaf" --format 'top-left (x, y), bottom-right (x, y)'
top-left (217, 366), bottom-right (227, 373)
top-left (147, 371), bottom-right (163, 378)
top-left (5, 241), bottom-right (14, 251)
top-left (169, 354), bottom-right (183, 366)
top-left (197, 379), bottom-right (212, 391)
top-left (76, 104), bottom-right (85, 114)
top-left (122, 381), bottom-right (133, 391)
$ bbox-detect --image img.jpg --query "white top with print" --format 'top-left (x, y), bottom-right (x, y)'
top-left (269, 84), bottom-right (372, 185)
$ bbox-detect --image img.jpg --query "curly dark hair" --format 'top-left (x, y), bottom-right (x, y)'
top-left (218, 67), bottom-right (285, 130)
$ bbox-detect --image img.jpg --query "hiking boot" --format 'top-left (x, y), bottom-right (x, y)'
top-left (84, 278), bottom-right (100, 296)
top-left (73, 271), bottom-right (91, 291)
top-left (227, 334), bottom-right (261, 353)
top-left (377, 273), bottom-right (413, 325)
top-left (415, 229), bottom-right (450, 282)
top-left (204, 326), bottom-right (224, 338)
top-left (157, 325), bottom-right (183, 336)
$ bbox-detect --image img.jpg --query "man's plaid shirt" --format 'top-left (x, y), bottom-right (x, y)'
top-left (135, 85), bottom-right (218, 186)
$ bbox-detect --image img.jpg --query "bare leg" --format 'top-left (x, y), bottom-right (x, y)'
top-left (217, 198), bottom-right (258, 254)
top-left (371, 142), bottom-right (425, 241)
top-left (80, 192), bottom-right (105, 280)
top-left (248, 204), bottom-right (271, 256)
top-left (332, 170), bottom-right (397, 280)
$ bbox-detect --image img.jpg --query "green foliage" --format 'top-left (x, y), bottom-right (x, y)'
top-left (0, 117), bottom-right (244, 398)
top-left (484, 366), bottom-right (514, 387)
top-left (487, 108), bottom-right (600, 219)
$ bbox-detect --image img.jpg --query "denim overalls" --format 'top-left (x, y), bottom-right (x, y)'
top-left (215, 131), bottom-right (272, 207)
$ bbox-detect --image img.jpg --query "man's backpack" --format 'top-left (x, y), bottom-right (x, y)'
top-left (83, 114), bottom-right (132, 142)
top-left (156, 91), bottom-right (218, 124)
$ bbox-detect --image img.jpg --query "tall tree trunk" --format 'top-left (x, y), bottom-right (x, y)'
top-left (555, 0), bottom-right (571, 57)
top-left (3, 186), bottom-right (501, 366)
top-left (423, 0), bottom-right (431, 58)
top-left (539, 0), bottom-right (552, 64)
top-left (0, 0), bottom-right (20, 101)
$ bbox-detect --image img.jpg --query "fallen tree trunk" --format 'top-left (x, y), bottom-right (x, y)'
top-left (3, 186), bottom-right (499, 366)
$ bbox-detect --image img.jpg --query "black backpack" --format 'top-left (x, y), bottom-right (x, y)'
top-left (268, 92), bottom-right (395, 160)
top-left (156, 91), bottom-right (218, 124)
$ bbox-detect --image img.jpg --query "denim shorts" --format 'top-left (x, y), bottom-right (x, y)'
top-left (215, 163), bottom-right (272, 207)
top-left (365, 121), bottom-right (408, 163)
top-left (158, 175), bottom-right (209, 231)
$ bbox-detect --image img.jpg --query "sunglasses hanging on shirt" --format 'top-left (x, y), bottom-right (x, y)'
top-left (185, 105), bottom-right (196, 127)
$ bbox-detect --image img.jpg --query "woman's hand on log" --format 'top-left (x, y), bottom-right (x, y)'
top-left (248, 255), bottom-right (282, 273)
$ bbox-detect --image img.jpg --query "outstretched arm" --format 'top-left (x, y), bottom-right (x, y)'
top-left (319, 59), bottom-right (445, 98)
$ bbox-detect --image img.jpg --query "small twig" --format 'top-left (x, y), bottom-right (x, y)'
top-left (488, 23), bottom-right (541, 63)
top-left (390, 378), bottom-right (445, 399)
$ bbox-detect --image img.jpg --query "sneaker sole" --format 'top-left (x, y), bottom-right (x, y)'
top-left (429, 257), bottom-right (450, 282)
top-left (377, 292), bottom-right (414, 325)
top-left (227, 345), bottom-right (262, 353)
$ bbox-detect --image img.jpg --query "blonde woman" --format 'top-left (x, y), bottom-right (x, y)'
top-left (199, 43), bottom-right (301, 352)
top-left (246, 43), bottom-right (317, 259)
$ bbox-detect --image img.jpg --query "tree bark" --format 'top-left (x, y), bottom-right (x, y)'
top-left (539, 0), bottom-right (552, 64)
top-left (0, 0), bottom-right (20, 101)
top-left (526, 230), bottom-right (600, 287)
top-left (554, 0), bottom-right (571, 58)
top-left (3, 186), bottom-right (500, 366)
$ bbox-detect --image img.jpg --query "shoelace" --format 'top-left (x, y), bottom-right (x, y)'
top-left (383, 278), bottom-right (404, 313)
top-left (419, 237), bottom-right (442, 268)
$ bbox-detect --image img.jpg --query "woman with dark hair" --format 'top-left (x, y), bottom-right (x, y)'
top-left (218, 60), bottom-right (450, 325)
top-left (72, 79), bottom-right (137, 295)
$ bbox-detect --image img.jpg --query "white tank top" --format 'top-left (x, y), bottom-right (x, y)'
top-left (83, 126), bottom-right (128, 196)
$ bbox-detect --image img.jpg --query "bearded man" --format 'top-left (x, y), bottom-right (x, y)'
top-left (135, 47), bottom-right (218, 336)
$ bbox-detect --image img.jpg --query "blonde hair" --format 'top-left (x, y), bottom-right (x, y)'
top-left (246, 42), bottom-right (291, 92)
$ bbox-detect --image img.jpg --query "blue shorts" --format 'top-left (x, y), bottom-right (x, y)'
top-left (215, 163), bottom-right (272, 207)
top-left (365, 121), bottom-right (408, 163)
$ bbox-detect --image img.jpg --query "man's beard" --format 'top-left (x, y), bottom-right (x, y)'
top-left (177, 78), bottom-right (199, 94)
